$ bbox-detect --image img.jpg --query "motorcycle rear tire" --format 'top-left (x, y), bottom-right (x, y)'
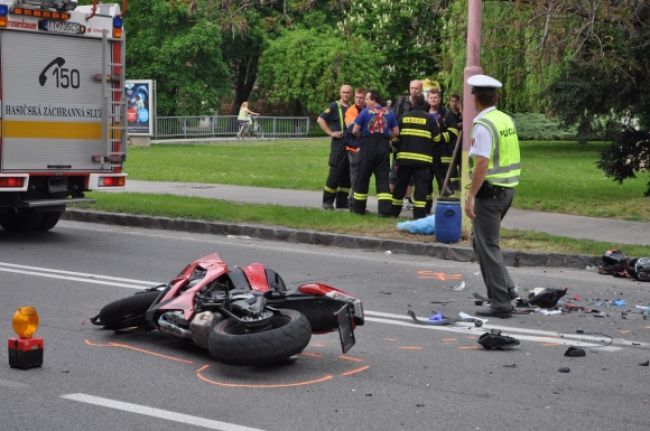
top-left (94, 291), bottom-right (159, 330)
top-left (207, 309), bottom-right (311, 366)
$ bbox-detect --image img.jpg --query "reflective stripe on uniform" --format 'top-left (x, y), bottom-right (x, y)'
top-left (336, 102), bottom-right (344, 132)
top-left (377, 193), bottom-right (392, 201)
top-left (401, 128), bottom-right (432, 139)
top-left (396, 152), bottom-right (433, 164)
top-left (353, 192), bottom-right (368, 201)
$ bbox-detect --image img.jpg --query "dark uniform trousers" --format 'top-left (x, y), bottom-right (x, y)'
top-left (391, 164), bottom-right (432, 219)
top-left (351, 134), bottom-right (392, 216)
top-left (472, 186), bottom-right (516, 311)
top-left (322, 138), bottom-right (351, 208)
top-left (432, 140), bottom-right (454, 196)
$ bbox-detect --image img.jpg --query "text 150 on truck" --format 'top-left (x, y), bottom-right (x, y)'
top-left (0, 0), bottom-right (127, 232)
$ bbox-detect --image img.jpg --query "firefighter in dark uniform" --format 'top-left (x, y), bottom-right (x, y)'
top-left (391, 94), bottom-right (441, 219)
top-left (428, 89), bottom-right (460, 198)
top-left (351, 90), bottom-right (399, 216)
top-left (317, 85), bottom-right (352, 209)
top-left (344, 88), bottom-right (366, 206)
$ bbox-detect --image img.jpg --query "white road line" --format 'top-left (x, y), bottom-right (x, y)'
top-left (364, 310), bottom-right (639, 347)
top-left (365, 316), bottom-right (621, 351)
top-left (0, 261), bottom-right (157, 286)
top-left (60, 393), bottom-right (265, 431)
top-left (0, 378), bottom-right (28, 389)
top-left (0, 267), bottom-right (155, 289)
top-left (4, 261), bottom-right (646, 351)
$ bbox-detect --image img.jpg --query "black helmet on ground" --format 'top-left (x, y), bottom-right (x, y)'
top-left (598, 249), bottom-right (629, 275)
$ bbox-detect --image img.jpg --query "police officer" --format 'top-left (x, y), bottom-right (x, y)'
top-left (464, 74), bottom-right (521, 319)
top-left (317, 85), bottom-right (352, 209)
top-left (351, 90), bottom-right (399, 216)
top-left (391, 94), bottom-right (439, 219)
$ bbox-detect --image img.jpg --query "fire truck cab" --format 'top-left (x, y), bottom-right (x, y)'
top-left (0, 0), bottom-right (127, 232)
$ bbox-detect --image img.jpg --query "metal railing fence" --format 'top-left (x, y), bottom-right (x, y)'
top-left (154, 115), bottom-right (310, 140)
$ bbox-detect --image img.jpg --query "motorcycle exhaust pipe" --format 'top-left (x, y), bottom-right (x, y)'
top-left (157, 312), bottom-right (192, 339)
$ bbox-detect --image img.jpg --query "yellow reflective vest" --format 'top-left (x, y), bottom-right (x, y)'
top-left (471, 109), bottom-right (521, 187)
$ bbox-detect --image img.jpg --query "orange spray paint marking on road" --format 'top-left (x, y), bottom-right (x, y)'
top-left (457, 346), bottom-right (481, 350)
top-left (338, 355), bottom-right (365, 363)
top-left (84, 339), bottom-right (194, 364)
top-left (340, 365), bottom-right (370, 376)
top-left (443, 338), bottom-right (457, 342)
top-left (417, 270), bottom-right (464, 281)
top-left (300, 351), bottom-right (322, 358)
top-left (398, 346), bottom-right (424, 351)
top-left (196, 364), bottom-right (334, 388)
top-left (383, 337), bottom-right (397, 342)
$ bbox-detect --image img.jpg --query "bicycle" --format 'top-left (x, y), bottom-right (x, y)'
top-left (238, 117), bottom-right (265, 140)
top-left (250, 118), bottom-right (265, 139)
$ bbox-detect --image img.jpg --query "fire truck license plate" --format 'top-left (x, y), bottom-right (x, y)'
top-left (41, 20), bottom-right (85, 35)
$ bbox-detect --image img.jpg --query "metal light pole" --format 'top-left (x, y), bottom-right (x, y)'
top-left (460, 0), bottom-right (483, 238)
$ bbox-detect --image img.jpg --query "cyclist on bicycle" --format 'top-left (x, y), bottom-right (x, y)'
top-left (236, 101), bottom-right (260, 140)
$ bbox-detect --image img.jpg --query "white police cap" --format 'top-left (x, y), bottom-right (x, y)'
top-left (467, 74), bottom-right (502, 89)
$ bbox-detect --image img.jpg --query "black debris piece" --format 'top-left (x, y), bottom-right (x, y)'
top-left (558, 367), bottom-right (571, 373)
top-left (528, 288), bottom-right (567, 308)
top-left (564, 347), bottom-right (586, 357)
top-left (639, 360), bottom-right (649, 367)
top-left (477, 329), bottom-right (520, 350)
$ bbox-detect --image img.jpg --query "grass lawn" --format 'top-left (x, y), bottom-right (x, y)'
top-left (78, 138), bottom-right (650, 257)
top-left (85, 192), bottom-right (650, 257)
top-left (125, 139), bottom-right (649, 222)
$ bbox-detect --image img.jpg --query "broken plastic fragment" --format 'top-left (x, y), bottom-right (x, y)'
top-left (536, 309), bottom-right (562, 316)
top-left (451, 281), bottom-right (466, 291)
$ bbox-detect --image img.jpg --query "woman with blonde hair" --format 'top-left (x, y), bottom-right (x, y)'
top-left (236, 101), bottom-right (260, 140)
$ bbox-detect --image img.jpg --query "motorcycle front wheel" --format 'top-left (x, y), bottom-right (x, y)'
top-left (207, 309), bottom-right (311, 366)
top-left (91, 291), bottom-right (159, 330)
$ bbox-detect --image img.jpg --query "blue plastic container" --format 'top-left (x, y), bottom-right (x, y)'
top-left (434, 198), bottom-right (461, 243)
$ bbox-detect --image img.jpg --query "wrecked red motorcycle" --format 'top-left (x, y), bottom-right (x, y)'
top-left (91, 253), bottom-right (364, 365)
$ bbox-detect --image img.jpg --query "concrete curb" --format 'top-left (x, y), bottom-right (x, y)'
top-left (63, 209), bottom-right (599, 269)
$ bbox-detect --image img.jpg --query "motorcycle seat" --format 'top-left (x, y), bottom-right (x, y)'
top-left (227, 267), bottom-right (252, 291)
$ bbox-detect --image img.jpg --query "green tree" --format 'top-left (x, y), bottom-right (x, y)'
top-left (339, 0), bottom-right (447, 99)
top-left (257, 27), bottom-right (386, 115)
top-left (545, 0), bottom-right (650, 195)
top-left (206, 1), bottom-right (349, 113)
top-left (124, 0), bottom-right (229, 116)
top-left (440, 0), bottom-right (565, 112)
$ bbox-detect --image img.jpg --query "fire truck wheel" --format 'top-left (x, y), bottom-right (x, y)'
top-left (0, 210), bottom-right (45, 232)
top-left (37, 211), bottom-right (64, 232)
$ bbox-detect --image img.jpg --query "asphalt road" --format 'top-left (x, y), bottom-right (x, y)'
top-left (1, 221), bottom-right (649, 431)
